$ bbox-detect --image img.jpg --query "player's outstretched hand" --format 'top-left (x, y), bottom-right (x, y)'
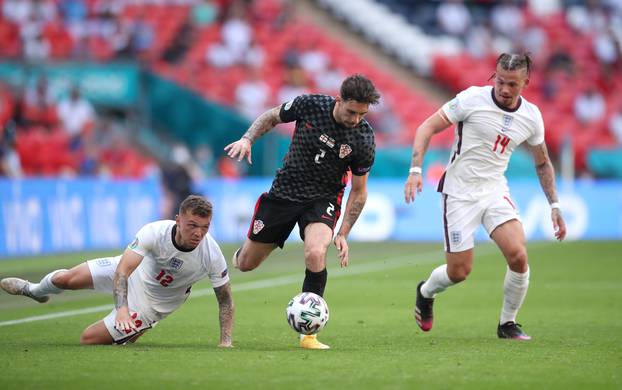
top-left (334, 234), bottom-right (349, 267)
top-left (404, 173), bottom-right (423, 203)
top-left (552, 208), bottom-right (566, 241)
top-left (224, 137), bottom-right (252, 164)
top-left (114, 307), bottom-right (136, 333)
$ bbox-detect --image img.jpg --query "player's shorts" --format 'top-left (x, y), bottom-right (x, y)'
top-left (441, 191), bottom-right (521, 253)
top-left (247, 192), bottom-right (342, 248)
top-left (87, 257), bottom-right (158, 344)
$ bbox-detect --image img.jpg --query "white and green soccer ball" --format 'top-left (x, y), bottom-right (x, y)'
top-left (286, 292), bottom-right (329, 335)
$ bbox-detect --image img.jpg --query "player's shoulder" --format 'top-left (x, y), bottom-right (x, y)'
top-left (140, 220), bottom-right (174, 234)
top-left (519, 95), bottom-right (544, 119)
top-left (459, 85), bottom-right (491, 99)
top-left (199, 232), bottom-right (224, 257)
top-left (297, 94), bottom-right (334, 108)
top-left (357, 119), bottom-right (375, 138)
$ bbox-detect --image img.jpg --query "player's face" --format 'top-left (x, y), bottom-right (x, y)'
top-left (493, 66), bottom-right (529, 109)
top-left (175, 211), bottom-right (211, 249)
top-left (334, 98), bottom-right (369, 128)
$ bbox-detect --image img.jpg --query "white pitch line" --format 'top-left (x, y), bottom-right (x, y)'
top-left (0, 243), bottom-right (518, 327)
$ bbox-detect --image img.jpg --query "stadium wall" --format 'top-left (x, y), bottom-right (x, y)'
top-left (0, 178), bottom-right (620, 258)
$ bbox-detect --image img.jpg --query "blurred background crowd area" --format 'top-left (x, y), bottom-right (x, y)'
top-left (0, 0), bottom-right (621, 183)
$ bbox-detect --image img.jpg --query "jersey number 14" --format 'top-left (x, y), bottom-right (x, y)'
top-left (492, 134), bottom-right (510, 154)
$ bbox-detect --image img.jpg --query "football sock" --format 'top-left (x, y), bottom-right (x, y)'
top-left (302, 268), bottom-right (327, 297)
top-left (29, 269), bottom-right (67, 297)
top-left (500, 266), bottom-right (530, 324)
top-left (421, 264), bottom-right (454, 298)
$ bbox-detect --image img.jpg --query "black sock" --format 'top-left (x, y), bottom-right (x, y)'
top-left (302, 268), bottom-right (327, 297)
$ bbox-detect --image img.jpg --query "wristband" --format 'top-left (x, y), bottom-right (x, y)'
top-left (550, 202), bottom-right (561, 210)
top-left (409, 166), bottom-right (422, 175)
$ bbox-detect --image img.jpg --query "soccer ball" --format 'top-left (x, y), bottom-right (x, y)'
top-left (286, 292), bottom-right (329, 335)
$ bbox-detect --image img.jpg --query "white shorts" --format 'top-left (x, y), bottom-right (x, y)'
top-left (87, 257), bottom-right (158, 344)
top-left (441, 192), bottom-right (521, 253)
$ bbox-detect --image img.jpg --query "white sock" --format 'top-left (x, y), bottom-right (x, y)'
top-left (500, 267), bottom-right (530, 324)
top-left (421, 264), bottom-right (454, 298)
top-left (29, 269), bottom-right (67, 297)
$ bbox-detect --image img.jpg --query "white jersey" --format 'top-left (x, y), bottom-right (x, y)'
top-left (125, 220), bottom-right (229, 321)
top-left (438, 85), bottom-right (545, 200)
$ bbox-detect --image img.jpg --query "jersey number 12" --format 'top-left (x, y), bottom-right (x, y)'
top-left (155, 269), bottom-right (174, 287)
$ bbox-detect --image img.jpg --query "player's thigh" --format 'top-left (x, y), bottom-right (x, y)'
top-left (86, 256), bottom-right (121, 293)
top-left (239, 238), bottom-right (278, 264)
top-left (100, 308), bottom-right (157, 345)
top-left (53, 262), bottom-right (94, 290)
top-left (484, 193), bottom-right (528, 269)
top-left (298, 198), bottom-right (341, 241)
top-left (80, 320), bottom-right (114, 345)
top-left (442, 195), bottom-right (484, 253)
top-left (302, 223), bottom-right (333, 270)
top-left (490, 219), bottom-right (528, 271)
top-left (247, 192), bottom-right (302, 248)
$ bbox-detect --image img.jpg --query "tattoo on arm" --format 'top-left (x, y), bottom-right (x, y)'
top-left (535, 160), bottom-right (558, 204)
top-left (214, 283), bottom-right (234, 344)
top-left (113, 273), bottom-right (128, 309)
top-left (345, 200), bottom-right (365, 227)
top-left (243, 107), bottom-right (282, 143)
top-left (338, 197), bottom-right (366, 238)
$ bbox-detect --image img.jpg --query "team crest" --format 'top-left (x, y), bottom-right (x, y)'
top-left (503, 114), bottom-right (513, 127)
top-left (253, 219), bottom-right (265, 235)
top-left (450, 231), bottom-right (462, 245)
top-left (339, 144), bottom-right (352, 159)
top-left (169, 257), bottom-right (184, 270)
top-left (448, 98), bottom-right (459, 111)
top-left (129, 237), bottom-right (139, 249)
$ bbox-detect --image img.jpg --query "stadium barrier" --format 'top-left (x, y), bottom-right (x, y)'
top-left (0, 178), bottom-right (620, 258)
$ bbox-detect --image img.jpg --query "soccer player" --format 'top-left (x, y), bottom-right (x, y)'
top-left (0, 195), bottom-right (234, 346)
top-left (404, 53), bottom-right (567, 340)
top-left (225, 74), bottom-right (380, 349)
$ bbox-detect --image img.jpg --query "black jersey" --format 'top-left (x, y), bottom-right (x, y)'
top-left (268, 94), bottom-right (376, 202)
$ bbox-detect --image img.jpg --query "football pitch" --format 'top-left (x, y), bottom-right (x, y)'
top-left (0, 241), bottom-right (620, 389)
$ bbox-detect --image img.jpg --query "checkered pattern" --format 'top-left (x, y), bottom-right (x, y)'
top-left (270, 94), bottom-right (376, 202)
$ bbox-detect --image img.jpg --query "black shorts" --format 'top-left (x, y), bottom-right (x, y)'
top-left (247, 192), bottom-right (342, 248)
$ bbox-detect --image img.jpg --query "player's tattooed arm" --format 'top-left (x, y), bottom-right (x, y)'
top-left (530, 142), bottom-right (566, 241)
top-left (334, 175), bottom-right (368, 267)
top-left (113, 249), bottom-right (144, 331)
top-left (531, 142), bottom-right (559, 204)
top-left (113, 273), bottom-right (129, 309)
top-left (242, 106), bottom-right (283, 143)
top-left (214, 282), bottom-right (234, 347)
top-left (339, 197), bottom-right (366, 237)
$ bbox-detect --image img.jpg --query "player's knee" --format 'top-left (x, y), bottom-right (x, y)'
top-left (447, 264), bottom-right (471, 283)
top-left (237, 261), bottom-right (256, 272)
top-left (506, 247), bottom-right (528, 272)
top-left (79, 330), bottom-right (99, 345)
top-left (304, 246), bottom-right (326, 263)
top-left (236, 252), bottom-right (258, 272)
top-left (51, 270), bottom-right (72, 289)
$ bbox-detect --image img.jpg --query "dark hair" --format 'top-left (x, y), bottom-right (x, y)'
top-left (179, 195), bottom-right (212, 218)
top-left (495, 53), bottom-right (533, 76)
top-left (340, 74), bottom-right (381, 105)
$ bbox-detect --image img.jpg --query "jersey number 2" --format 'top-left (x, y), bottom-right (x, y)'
top-left (492, 134), bottom-right (510, 154)
top-left (315, 149), bottom-right (326, 164)
top-left (155, 269), bottom-right (174, 287)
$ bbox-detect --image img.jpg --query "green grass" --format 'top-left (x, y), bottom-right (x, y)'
top-left (0, 241), bottom-right (621, 389)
